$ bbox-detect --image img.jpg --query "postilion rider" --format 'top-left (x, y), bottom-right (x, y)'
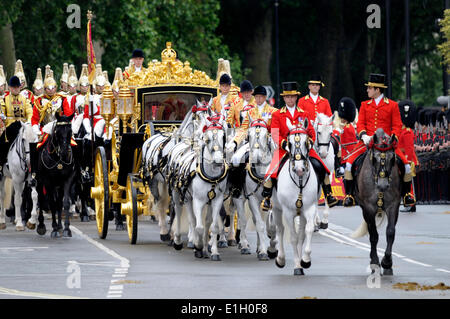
top-left (226, 85), bottom-right (277, 198)
top-left (261, 81), bottom-right (338, 211)
top-left (342, 73), bottom-right (415, 207)
top-left (0, 76), bottom-right (33, 179)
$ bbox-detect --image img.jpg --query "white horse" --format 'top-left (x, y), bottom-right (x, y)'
top-left (271, 118), bottom-right (319, 275)
top-left (313, 113), bottom-right (337, 229)
top-left (0, 122), bottom-right (39, 231)
top-left (230, 115), bottom-right (275, 260)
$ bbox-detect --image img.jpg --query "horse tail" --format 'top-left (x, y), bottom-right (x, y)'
top-left (3, 178), bottom-right (13, 210)
top-left (351, 220), bottom-right (368, 238)
top-left (351, 211), bottom-right (386, 238)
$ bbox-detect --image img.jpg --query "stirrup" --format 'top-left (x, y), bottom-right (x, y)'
top-left (260, 198), bottom-right (272, 212)
top-left (343, 195), bottom-right (355, 207)
top-left (403, 193), bottom-right (416, 206)
top-left (326, 194), bottom-right (339, 208)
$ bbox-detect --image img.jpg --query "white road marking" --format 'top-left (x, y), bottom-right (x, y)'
top-left (318, 222), bottom-right (446, 275)
top-left (70, 225), bottom-right (130, 298)
top-left (436, 268), bottom-right (450, 274)
top-left (0, 286), bottom-right (87, 299)
top-left (70, 226), bottom-right (130, 268)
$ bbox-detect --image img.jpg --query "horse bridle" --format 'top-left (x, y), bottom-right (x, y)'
top-left (370, 139), bottom-right (396, 184)
top-left (287, 128), bottom-right (311, 187)
top-left (41, 122), bottom-right (73, 170)
top-left (249, 119), bottom-right (270, 154)
top-left (316, 122), bottom-right (332, 152)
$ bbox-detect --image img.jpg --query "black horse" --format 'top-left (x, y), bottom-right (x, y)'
top-left (36, 113), bottom-right (76, 238)
top-left (352, 128), bottom-right (401, 276)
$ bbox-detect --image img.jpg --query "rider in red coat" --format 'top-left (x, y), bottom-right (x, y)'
top-left (398, 100), bottom-right (418, 213)
top-left (337, 97), bottom-right (358, 170)
top-left (343, 74), bottom-right (415, 207)
top-left (261, 82), bottom-right (337, 211)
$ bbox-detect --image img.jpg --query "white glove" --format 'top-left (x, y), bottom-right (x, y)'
top-left (32, 125), bottom-right (41, 136)
top-left (361, 134), bottom-right (371, 145)
top-left (225, 141), bottom-right (237, 153)
top-left (0, 113), bottom-right (6, 120)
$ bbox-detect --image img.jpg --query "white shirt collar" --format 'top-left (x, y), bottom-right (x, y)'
top-left (374, 93), bottom-right (384, 106)
top-left (135, 66), bottom-right (142, 72)
top-left (220, 94), bottom-right (228, 106)
top-left (310, 92), bottom-right (319, 103)
top-left (257, 101), bottom-right (266, 110)
top-left (287, 104), bottom-right (296, 117)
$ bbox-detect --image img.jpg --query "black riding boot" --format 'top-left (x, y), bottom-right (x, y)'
top-left (402, 180), bottom-right (416, 206)
top-left (260, 178), bottom-right (275, 211)
top-left (29, 142), bottom-right (38, 186)
top-left (322, 183), bottom-right (338, 208)
top-left (343, 178), bottom-right (356, 207)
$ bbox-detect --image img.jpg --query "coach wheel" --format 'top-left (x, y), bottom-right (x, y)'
top-left (91, 146), bottom-right (110, 239)
top-left (122, 174), bottom-right (138, 245)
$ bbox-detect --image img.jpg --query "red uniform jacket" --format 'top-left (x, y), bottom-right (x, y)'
top-left (297, 94), bottom-right (332, 122)
top-left (340, 124), bottom-right (357, 163)
top-left (31, 94), bottom-right (73, 127)
top-left (266, 105), bottom-right (329, 178)
top-left (357, 97), bottom-right (402, 139)
top-left (398, 127), bottom-right (418, 165)
top-left (348, 96), bottom-right (408, 165)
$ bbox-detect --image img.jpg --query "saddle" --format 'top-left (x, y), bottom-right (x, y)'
top-left (351, 152), bottom-right (367, 180)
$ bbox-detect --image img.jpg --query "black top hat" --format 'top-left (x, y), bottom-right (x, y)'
top-left (338, 97), bottom-right (356, 123)
top-left (240, 80), bottom-right (253, 92)
top-left (418, 108), bottom-right (428, 126)
top-left (365, 73), bottom-right (387, 88)
top-left (308, 74), bottom-right (325, 87)
top-left (9, 75), bottom-right (21, 88)
top-left (219, 73), bottom-right (232, 85)
top-left (398, 100), bottom-right (417, 129)
top-left (253, 85), bottom-right (267, 96)
top-left (132, 49), bottom-right (144, 59)
top-left (280, 82), bottom-right (301, 96)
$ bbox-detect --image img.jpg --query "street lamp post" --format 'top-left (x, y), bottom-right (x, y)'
top-left (274, 0), bottom-right (280, 107)
top-left (386, 0), bottom-right (392, 98)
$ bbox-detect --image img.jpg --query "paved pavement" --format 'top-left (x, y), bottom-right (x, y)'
top-left (0, 205), bottom-right (449, 299)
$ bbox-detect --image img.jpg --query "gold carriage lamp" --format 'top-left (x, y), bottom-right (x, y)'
top-left (117, 83), bottom-right (134, 133)
top-left (100, 85), bottom-right (115, 132)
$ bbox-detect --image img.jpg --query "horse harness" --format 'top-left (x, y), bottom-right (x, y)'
top-left (288, 127), bottom-right (312, 216)
top-left (40, 121), bottom-right (73, 170)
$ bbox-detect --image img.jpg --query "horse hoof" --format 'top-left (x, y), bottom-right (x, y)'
top-left (160, 233), bottom-right (171, 242)
top-left (15, 225), bottom-right (25, 231)
top-left (167, 239), bottom-right (174, 247)
top-left (294, 268), bottom-right (305, 276)
top-left (211, 254), bottom-right (221, 261)
top-left (173, 242), bottom-right (183, 251)
top-left (218, 240), bottom-right (228, 248)
top-left (275, 258), bottom-right (285, 269)
top-left (194, 247), bottom-right (203, 259)
top-left (81, 216), bottom-right (89, 222)
top-left (63, 229), bottom-right (72, 238)
top-left (383, 268), bottom-right (393, 276)
top-left (187, 241), bottom-right (195, 249)
top-left (267, 250), bottom-right (278, 259)
top-left (51, 231), bottom-right (60, 238)
top-left (26, 221), bottom-right (36, 230)
top-left (320, 222), bottom-right (328, 230)
top-left (300, 260), bottom-right (311, 269)
top-left (227, 239), bottom-right (237, 247)
top-left (0, 223), bottom-right (7, 230)
top-left (116, 224), bottom-right (125, 231)
top-left (258, 253), bottom-right (269, 261)
top-left (241, 248), bottom-right (251, 255)
top-left (37, 225), bottom-right (46, 236)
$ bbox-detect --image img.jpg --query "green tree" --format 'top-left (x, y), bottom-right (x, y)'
top-left (1, 0), bottom-right (242, 87)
